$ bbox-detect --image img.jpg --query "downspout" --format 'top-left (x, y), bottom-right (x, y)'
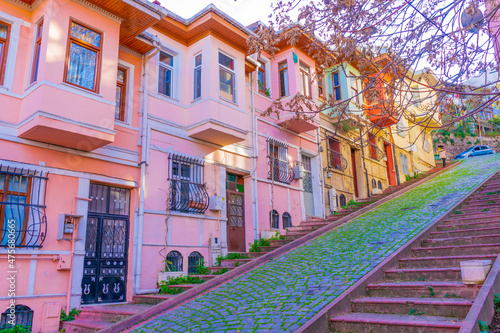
top-left (389, 128), bottom-right (401, 185)
top-left (316, 128), bottom-right (326, 218)
top-left (247, 56), bottom-right (259, 240)
top-left (360, 132), bottom-right (370, 198)
top-left (135, 42), bottom-right (161, 295)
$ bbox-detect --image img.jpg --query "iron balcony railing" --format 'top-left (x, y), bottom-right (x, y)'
top-left (0, 165), bottom-right (48, 248)
top-left (368, 143), bottom-right (385, 161)
top-left (268, 157), bottom-right (294, 185)
top-left (169, 179), bottom-right (209, 214)
top-left (327, 149), bottom-right (348, 171)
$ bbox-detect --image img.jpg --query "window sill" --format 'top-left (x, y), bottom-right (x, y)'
top-left (61, 82), bottom-right (103, 98)
top-left (219, 96), bottom-right (238, 107)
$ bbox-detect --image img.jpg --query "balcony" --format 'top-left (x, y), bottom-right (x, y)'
top-left (414, 112), bottom-right (441, 128)
top-left (327, 150), bottom-right (348, 171)
top-left (17, 83), bottom-right (117, 151)
top-left (365, 101), bottom-right (398, 128)
top-left (276, 114), bottom-right (320, 133)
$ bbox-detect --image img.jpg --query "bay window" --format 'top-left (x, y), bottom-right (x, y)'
top-left (194, 54), bottom-right (202, 100)
top-left (0, 21), bottom-right (10, 86)
top-left (219, 52), bottom-right (235, 102)
top-left (30, 20), bottom-right (43, 84)
top-left (65, 20), bottom-right (102, 92)
top-left (278, 60), bottom-right (289, 97)
top-left (159, 52), bottom-right (174, 97)
top-left (299, 62), bottom-right (311, 97)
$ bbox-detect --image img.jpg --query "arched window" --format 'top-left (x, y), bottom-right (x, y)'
top-left (377, 180), bottom-right (382, 190)
top-left (282, 212), bottom-right (292, 228)
top-left (1, 305), bottom-right (33, 331)
top-left (187, 251), bottom-right (204, 274)
top-left (339, 194), bottom-right (347, 207)
top-left (270, 210), bottom-right (279, 229)
top-left (371, 178), bottom-right (376, 189)
top-left (166, 251), bottom-right (183, 272)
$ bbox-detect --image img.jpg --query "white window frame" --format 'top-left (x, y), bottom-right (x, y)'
top-left (158, 51), bottom-right (174, 98)
top-left (0, 12), bottom-right (28, 91)
top-left (193, 53), bottom-right (202, 100)
top-left (218, 51), bottom-right (236, 103)
top-left (299, 61), bottom-right (311, 98)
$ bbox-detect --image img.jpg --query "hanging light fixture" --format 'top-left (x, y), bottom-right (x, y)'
top-left (461, 6), bottom-right (484, 34)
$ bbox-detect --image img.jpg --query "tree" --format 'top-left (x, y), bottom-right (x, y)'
top-left (248, 0), bottom-right (500, 143)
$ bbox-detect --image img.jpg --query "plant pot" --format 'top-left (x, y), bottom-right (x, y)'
top-left (188, 201), bottom-right (204, 209)
top-left (158, 271), bottom-right (184, 284)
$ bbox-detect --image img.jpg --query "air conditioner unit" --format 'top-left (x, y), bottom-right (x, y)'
top-left (209, 196), bottom-right (225, 211)
top-left (328, 188), bottom-right (337, 212)
top-left (292, 165), bottom-right (304, 179)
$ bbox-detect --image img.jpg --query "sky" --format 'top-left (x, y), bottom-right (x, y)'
top-left (158, 0), bottom-right (275, 26)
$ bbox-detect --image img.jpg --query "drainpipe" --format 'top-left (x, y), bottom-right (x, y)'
top-left (392, 143), bottom-right (401, 185)
top-left (247, 56), bottom-right (259, 240)
top-left (135, 42), bottom-right (161, 295)
top-left (360, 132), bottom-right (370, 198)
top-left (316, 128), bottom-right (326, 218)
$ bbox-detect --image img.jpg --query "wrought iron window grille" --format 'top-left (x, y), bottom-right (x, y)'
top-left (1, 305), bottom-right (33, 331)
top-left (368, 141), bottom-right (385, 161)
top-left (270, 210), bottom-right (279, 229)
top-left (168, 154), bottom-right (209, 214)
top-left (282, 212), bottom-right (292, 228)
top-left (267, 138), bottom-right (294, 185)
top-left (327, 149), bottom-right (348, 171)
top-left (188, 251), bottom-right (204, 274)
top-left (0, 165), bottom-right (48, 248)
top-left (166, 250), bottom-right (183, 272)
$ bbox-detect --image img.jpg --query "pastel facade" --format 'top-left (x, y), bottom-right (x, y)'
top-left (0, 1), bottom-right (321, 331)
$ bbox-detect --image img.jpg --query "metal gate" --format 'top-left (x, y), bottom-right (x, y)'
top-left (81, 184), bottom-right (130, 304)
top-left (302, 155), bottom-right (314, 216)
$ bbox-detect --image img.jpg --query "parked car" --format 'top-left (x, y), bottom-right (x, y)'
top-left (455, 145), bottom-right (495, 159)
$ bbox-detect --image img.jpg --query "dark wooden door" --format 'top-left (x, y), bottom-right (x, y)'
top-left (351, 149), bottom-right (359, 197)
top-left (226, 174), bottom-right (245, 252)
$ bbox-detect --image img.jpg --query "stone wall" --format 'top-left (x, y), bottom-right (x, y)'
top-left (432, 133), bottom-right (500, 159)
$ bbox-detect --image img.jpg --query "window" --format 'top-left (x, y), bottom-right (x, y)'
top-left (169, 154), bottom-right (208, 214)
top-left (31, 20), bottom-right (43, 84)
top-left (65, 20), bottom-right (102, 92)
top-left (328, 138), bottom-right (344, 171)
top-left (159, 52), bottom-right (173, 97)
top-left (1, 305), bottom-right (33, 331)
top-left (188, 251), bottom-right (204, 274)
top-left (317, 72), bottom-right (325, 100)
top-left (278, 60), bottom-right (289, 97)
top-left (267, 138), bottom-right (291, 184)
top-left (422, 132), bottom-right (430, 153)
top-left (299, 62), bottom-right (311, 97)
top-left (282, 212), bottom-right (292, 228)
top-left (0, 21), bottom-right (11, 86)
top-left (332, 71), bottom-right (341, 101)
top-left (350, 74), bottom-right (360, 104)
top-left (194, 54), bottom-right (202, 100)
top-left (372, 178), bottom-right (376, 189)
top-left (339, 194), bottom-right (347, 207)
top-left (166, 251), bottom-right (183, 272)
top-left (257, 60), bottom-right (266, 94)
top-left (377, 180), bottom-right (382, 190)
top-left (368, 134), bottom-right (378, 160)
top-left (411, 86), bottom-right (421, 106)
top-left (270, 210), bottom-right (279, 229)
top-left (219, 52), bottom-right (235, 102)
top-left (400, 153), bottom-right (409, 175)
top-left (115, 67), bottom-right (126, 121)
top-left (0, 166), bottom-right (48, 248)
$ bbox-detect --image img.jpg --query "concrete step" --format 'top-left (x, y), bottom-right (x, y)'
top-left (385, 267), bottom-right (461, 281)
top-left (300, 220), bottom-right (331, 227)
top-left (61, 319), bottom-right (110, 333)
top-left (286, 226), bottom-right (315, 232)
top-left (444, 215), bottom-right (500, 224)
top-left (132, 294), bottom-right (174, 305)
top-left (422, 234), bottom-right (500, 247)
top-left (351, 297), bottom-right (473, 317)
top-left (164, 284), bottom-right (197, 291)
top-left (259, 245), bottom-right (282, 253)
top-left (268, 239), bottom-right (291, 247)
top-left (76, 304), bottom-right (151, 322)
top-left (399, 254), bottom-right (498, 268)
top-left (283, 234), bottom-right (305, 241)
top-left (437, 220), bottom-right (500, 231)
top-left (207, 266), bottom-right (234, 274)
top-left (411, 243), bottom-right (500, 257)
top-left (330, 313), bottom-right (462, 332)
top-left (284, 229), bottom-right (310, 236)
top-left (430, 226), bottom-right (500, 238)
top-left (366, 281), bottom-right (481, 298)
top-left (220, 258), bottom-right (252, 268)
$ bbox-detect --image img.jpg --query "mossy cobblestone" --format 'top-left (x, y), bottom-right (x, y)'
top-left (132, 155), bottom-right (500, 333)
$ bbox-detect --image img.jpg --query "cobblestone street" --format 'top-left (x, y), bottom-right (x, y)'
top-left (131, 155), bottom-right (500, 333)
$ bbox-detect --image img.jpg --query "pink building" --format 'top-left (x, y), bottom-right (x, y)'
top-left (0, 1), bottom-right (321, 331)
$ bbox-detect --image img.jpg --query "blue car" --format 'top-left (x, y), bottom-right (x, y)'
top-left (455, 145), bottom-right (495, 159)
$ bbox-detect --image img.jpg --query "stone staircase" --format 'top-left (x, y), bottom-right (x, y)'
top-left (61, 166), bottom-right (449, 333)
top-left (330, 173), bottom-right (500, 332)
